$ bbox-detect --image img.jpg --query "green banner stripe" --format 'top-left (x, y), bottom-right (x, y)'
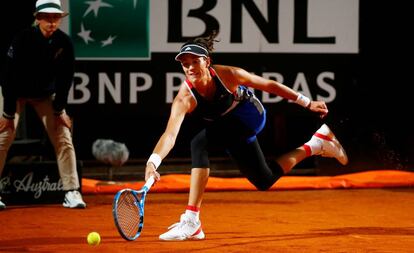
top-left (70, 0), bottom-right (149, 59)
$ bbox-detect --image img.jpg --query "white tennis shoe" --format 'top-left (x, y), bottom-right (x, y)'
top-left (0, 197), bottom-right (5, 210)
top-left (309, 124), bottom-right (348, 165)
top-left (63, 190), bottom-right (86, 209)
top-left (159, 214), bottom-right (205, 241)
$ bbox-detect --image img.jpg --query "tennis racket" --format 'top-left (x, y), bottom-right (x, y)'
top-left (112, 176), bottom-right (155, 241)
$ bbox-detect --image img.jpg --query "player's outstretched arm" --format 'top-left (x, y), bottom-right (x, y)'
top-left (145, 84), bottom-right (195, 182)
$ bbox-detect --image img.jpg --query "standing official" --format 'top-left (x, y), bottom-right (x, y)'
top-left (0, 0), bottom-right (85, 209)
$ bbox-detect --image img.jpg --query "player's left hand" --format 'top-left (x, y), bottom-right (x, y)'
top-left (55, 113), bottom-right (72, 130)
top-left (308, 101), bottom-right (328, 118)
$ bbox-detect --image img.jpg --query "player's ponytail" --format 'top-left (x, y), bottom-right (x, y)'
top-left (194, 30), bottom-right (220, 55)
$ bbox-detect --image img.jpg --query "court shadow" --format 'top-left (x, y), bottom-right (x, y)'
top-left (0, 237), bottom-right (84, 248)
top-left (312, 226), bottom-right (414, 236)
top-left (199, 226), bottom-right (414, 250)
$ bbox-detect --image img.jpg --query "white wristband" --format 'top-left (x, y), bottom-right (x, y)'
top-left (147, 153), bottom-right (162, 170)
top-left (294, 93), bottom-right (311, 108)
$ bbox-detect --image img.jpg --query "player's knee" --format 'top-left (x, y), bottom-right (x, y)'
top-left (252, 166), bottom-right (284, 191)
top-left (255, 182), bottom-right (273, 191)
top-left (191, 133), bottom-right (206, 151)
top-left (245, 176), bottom-right (273, 191)
top-left (191, 132), bottom-right (210, 168)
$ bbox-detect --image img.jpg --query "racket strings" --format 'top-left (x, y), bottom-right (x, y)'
top-left (116, 191), bottom-right (143, 238)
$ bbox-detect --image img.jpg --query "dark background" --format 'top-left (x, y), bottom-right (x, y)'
top-left (1, 1), bottom-right (412, 174)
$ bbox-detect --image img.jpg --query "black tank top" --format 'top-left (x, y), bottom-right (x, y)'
top-left (185, 68), bottom-right (237, 121)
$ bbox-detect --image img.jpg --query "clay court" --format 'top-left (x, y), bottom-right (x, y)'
top-left (1, 171), bottom-right (414, 253)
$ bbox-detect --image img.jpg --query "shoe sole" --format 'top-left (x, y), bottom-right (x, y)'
top-left (330, 137), bottom-right (348, 165)
top-left (63, 203), bottom-right (86, 209)
top-left (316, 124), bottom-right (348, 165)
top-left (159, 230), bottom-right (205, 241)
top-left (159, 236), bottom-right (205, 241)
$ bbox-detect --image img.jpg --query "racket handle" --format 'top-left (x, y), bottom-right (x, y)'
top-left (144, 176), bottom-right (155, 190)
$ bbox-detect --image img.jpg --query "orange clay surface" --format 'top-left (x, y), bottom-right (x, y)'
top-left (1, 171), bottom-right (414, 252)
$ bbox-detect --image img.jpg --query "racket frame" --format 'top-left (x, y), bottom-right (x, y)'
top-left (112, 176), bottom-right (155, 240)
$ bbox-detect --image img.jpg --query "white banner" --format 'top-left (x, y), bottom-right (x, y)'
top-left (62, 0), bottom-right (359, 56)
top-left (151, 0), bottom-right (359, 53)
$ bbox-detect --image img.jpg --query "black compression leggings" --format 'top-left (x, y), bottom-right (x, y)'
top-left (191, 118), bottom-right (284, 191)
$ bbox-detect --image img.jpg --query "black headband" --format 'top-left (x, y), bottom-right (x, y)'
top-left (175, 44), bottom-right (209, 61)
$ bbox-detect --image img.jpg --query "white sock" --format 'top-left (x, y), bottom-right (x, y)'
top-left (304, 137), bottom-right (322, 156)
top-left (185, 206), bottom-right (200, 221)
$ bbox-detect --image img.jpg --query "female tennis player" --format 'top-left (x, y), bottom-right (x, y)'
top-left (145, 31), bottom-right (348, 241)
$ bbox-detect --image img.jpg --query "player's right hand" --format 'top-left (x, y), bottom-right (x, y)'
top-left (0, 116), bottom-right (15, 132)
top-left (145, 164), bottom-right (160, 182)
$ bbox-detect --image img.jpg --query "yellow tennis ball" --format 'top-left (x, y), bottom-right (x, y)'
top-left (87, 232), bottom-right (101, 246)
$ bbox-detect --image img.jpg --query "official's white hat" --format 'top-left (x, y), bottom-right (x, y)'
top-left (34, 0), bottom-right (68, 17)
